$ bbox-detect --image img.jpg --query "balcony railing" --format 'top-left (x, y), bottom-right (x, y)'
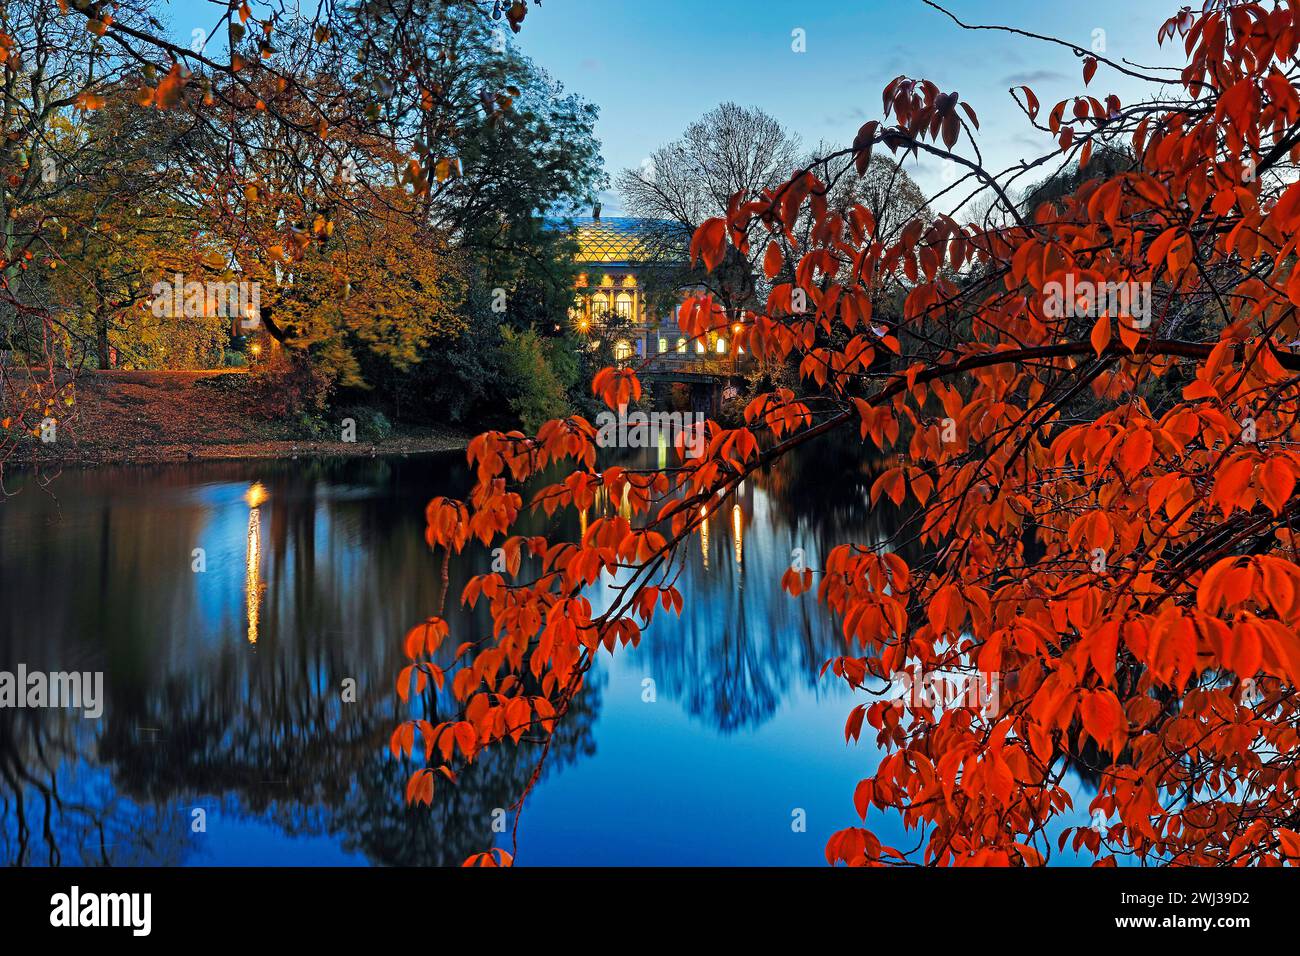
top-left (584, 314), bottom-right (753, 378)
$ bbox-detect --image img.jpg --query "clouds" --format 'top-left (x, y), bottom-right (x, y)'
top-left (1001, 69), bottom-right (1070, 86)
top-left (820, 106), bottom-right (868, 129)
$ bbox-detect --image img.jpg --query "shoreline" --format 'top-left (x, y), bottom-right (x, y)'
top-left (3, 369), bottom-right (471, 470)
top-left (11, 432), bottom-right (469, 469)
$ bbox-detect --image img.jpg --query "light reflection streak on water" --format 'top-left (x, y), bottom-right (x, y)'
top-left (244, 482), bottom-right (267, 645)
top-left (732, 503), bottom-right (743, 567)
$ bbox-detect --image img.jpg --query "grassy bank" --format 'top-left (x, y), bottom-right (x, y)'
top-left (12, 369), bottom-right (468, 467)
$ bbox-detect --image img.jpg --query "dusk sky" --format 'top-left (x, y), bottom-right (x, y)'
top-left (161, 1), bottom-right (1187, 212)
top-left (512, 0), bottom-right (1185, 213)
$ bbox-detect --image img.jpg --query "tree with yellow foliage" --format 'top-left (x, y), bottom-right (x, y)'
top-left (262, 190), bottom-right (466, 392)
top-left (42, 99), bottom-right (227, 369)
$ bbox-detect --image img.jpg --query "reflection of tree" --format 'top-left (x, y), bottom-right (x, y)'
top-left (0, 444), bottom-right (951, 865)
top-left (0, 709), bottom-right (193, 866)
top-left (0, 647), bottom-right (599, 866)
top-left (96, 650), bottom-right (600, 866)
top-left (0, 452), bottom-right (598, 866)
top-left (330, 693), bottom-right (598, 866)
top-left (635, 499), bottom-right (836, 733)
top-left (678, 583), bottom-right (779, 734)
top-left (751, 427), bottom-right (901, 546)
top-left (607, 439), bottom-right (907, 734)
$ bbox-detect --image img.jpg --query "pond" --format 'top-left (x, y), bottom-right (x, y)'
top-left (0, 444), bottom-right (1094, 865)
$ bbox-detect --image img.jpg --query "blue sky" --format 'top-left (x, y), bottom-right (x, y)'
top-left (513, 0), bottom-right (1186, 212)
top-left (158, 1), bottom-right (1187, 212)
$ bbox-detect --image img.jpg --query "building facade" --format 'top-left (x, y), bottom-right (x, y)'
top-left (568, 214), bottom-right (743, 375)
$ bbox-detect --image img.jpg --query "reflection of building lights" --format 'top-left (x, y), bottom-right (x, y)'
top-left (699, 511), bottom-right (710, 570)
top-left (245, 483), bottom-right (267, 645)
top-left (246, 507), bottom-right (263, 645)
top-left (732, 503), bottom-right (743, 566)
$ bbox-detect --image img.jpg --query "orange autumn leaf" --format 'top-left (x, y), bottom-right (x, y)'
top-left (690, 217), bottom-right (727, 272)
top-left (763, 240), bottom-right (784, 280)
top-left (1089, 314), bottom-right (1110, 358)
top-left (1081, 689), bottom-right (1126, 753)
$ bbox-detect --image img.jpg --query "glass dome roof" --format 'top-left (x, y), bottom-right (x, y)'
top-left (566, 217), bottom-right (687, 265)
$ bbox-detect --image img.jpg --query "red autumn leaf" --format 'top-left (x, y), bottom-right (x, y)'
top-left (690, 217), bottom-right (727, 272)
top-left (1081, 689), bottom-right (1126, 753)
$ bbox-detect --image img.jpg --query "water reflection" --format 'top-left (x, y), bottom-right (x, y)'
top-left (245, 482), bottom-right (267, 645)
top-left (732, 502), bottom-right (743, 567)
top-left (699, 507), bottom-right (710, 570)
top-left (0, 440), bottom-right (914, 866)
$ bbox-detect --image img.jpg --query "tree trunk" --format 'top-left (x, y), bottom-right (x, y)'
top-left (96, 314), bottom-right (111, 369)
top-left (259, 304), bottom-right (289, 345)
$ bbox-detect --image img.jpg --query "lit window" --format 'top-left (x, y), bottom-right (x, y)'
top-left (615, 292), bottom-right (633, 320)
top-left (614, 339), bottom-right (633, 361)
top-left (676, 338), bottom-right (687, 354)
top-left (658, 338), bottom-right (668, 353)
top-left (716, 338), bottom-right (728, 354)
top-left (696, 340), bottom-right (706, 354)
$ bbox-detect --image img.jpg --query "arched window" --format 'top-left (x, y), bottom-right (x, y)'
top-left (696, 339), bottom-right (706, 354)
top-left (716, 337), bottom-right (728, 354)
top-left (658, 338), bottom-right (669, 353)
top-left (614, 339), bottom-right (633, 361)
top-left (676, 338), bottom-right (687, 354)
top-left (590, 292), bottom-right (609, 318)
top-left (615, 292), bottom-right (633, 320)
